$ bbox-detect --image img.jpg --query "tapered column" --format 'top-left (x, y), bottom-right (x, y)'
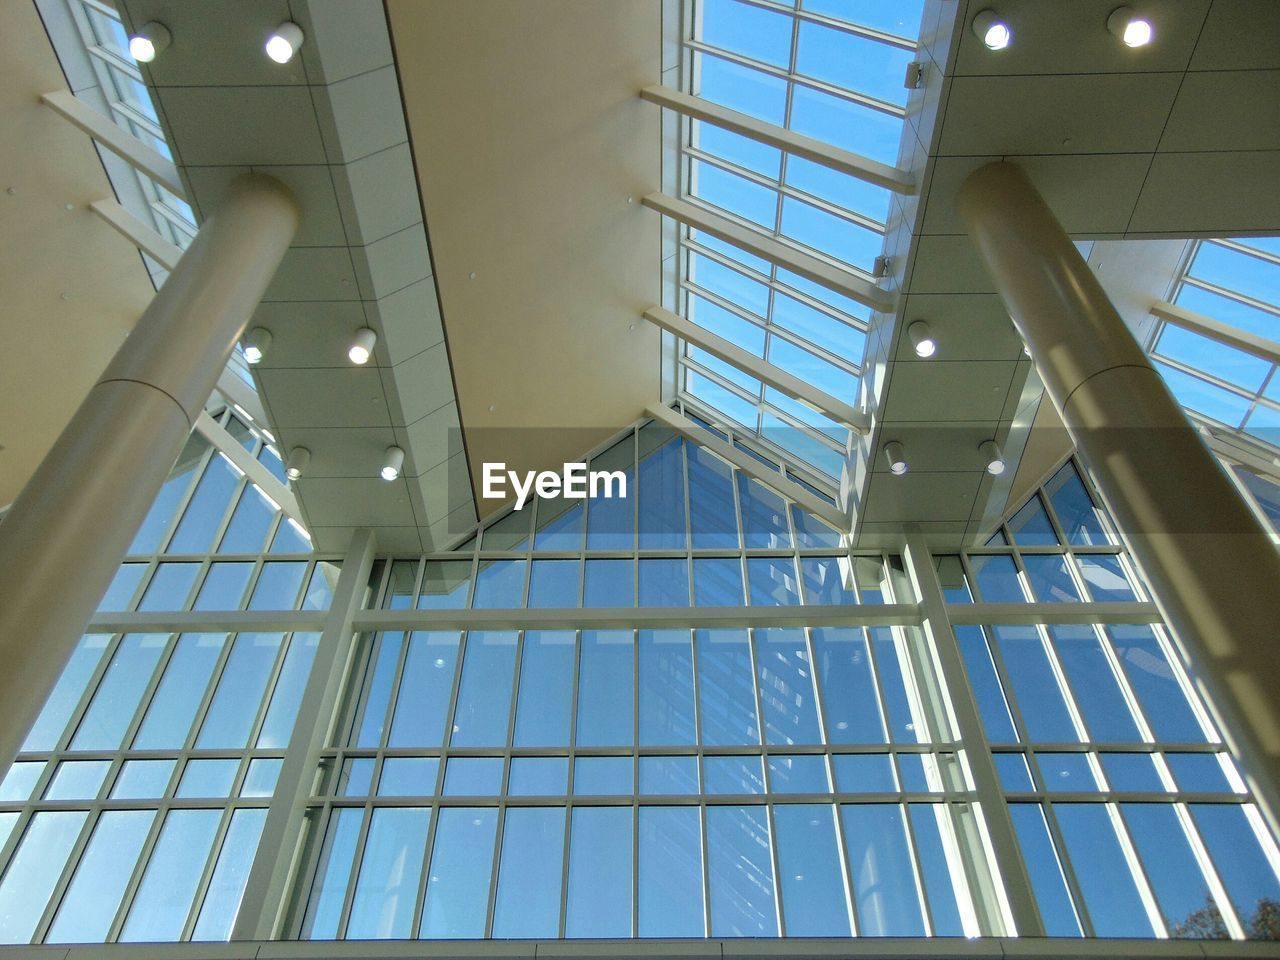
top-left (0, 174), bottom-right (298, 770)
top-left (958, 161), bottom-right (1280, 826)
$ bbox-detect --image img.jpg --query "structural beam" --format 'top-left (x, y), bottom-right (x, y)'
top-left (90, 198), bottom-right (183, 269)
top-left (194, 411), bottom-right (304, 527)
top-left (647, 403), bottom-right (848, 529)
top-left (233, 528), bottom-right (377, 940)
top-left (1152, 300), bottom-right (1280, 365)
top-left (42, 89), bottom-right (185, 197)
top-left (640, 85), bottom-right (915, 194)
top-left (642, 192), bottom-right (894, 312)
top-left (958, 161), bottom-right (1280, 832)
top-left (0, 174), bottom-right (298, 773)
top-left (644, 306), bottom-right (869, 432)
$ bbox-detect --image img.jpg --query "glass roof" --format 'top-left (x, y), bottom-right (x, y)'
top-left (674, 0), bottom-right (924, 485)
top-left (1150, 238), bottom-right (1280, 453)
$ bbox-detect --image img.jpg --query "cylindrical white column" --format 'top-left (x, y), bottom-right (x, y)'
top-left (958, 161), bottom-right (1280, 827)
top-left (0, 174), bottom-right (298, 770)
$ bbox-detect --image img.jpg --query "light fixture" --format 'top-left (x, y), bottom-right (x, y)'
top-left (381, 446), bottom-right (405, 482)
top-left (348, 327), bottom-right (377, 365)
top-left (883, 441), bottom-right (908, 476)
top-left (972, 10), bottom-right (1011, 50)
top-left (242, 327), bottom-right (272, 365)
top-left (979, 439), bottom-right (1006, 476)
top-left (908, 320), bottom-right (937, 358)
top-left (128, 21), bottom-right (170, 63)
top-left (265, 21), bottom-right (305, 63)
top-left (285, 447), bottom-right (311, 481)
top-left (1108, 6), bottom-right (1154, 47)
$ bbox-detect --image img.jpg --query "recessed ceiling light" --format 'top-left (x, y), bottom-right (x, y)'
top-left (979, 439), bottom-right (1006, 476)
top-left (265, 21), bottom-right (304, 64)
top-left (242, 327), bottom-right (271, 365)
top-left (128, 21), bottom-right (170, 63)
top-left (1108, 7), bottom-right (1154, 47)
top-left (908, 320), bottom-right (937, 358)
top-left (348, 327), bottom-right (377, 365)
top-left (381, 446), bottom-right (405, 482)
top-left (884, 441), bottom-right (908, 476)
top-left (972, 10), bottom-right (1011, 50)
top-left (285, 447), bottom-right (311, 481)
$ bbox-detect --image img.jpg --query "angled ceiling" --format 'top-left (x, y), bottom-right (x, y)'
top-left (387, 0), bottom-right (662, 520)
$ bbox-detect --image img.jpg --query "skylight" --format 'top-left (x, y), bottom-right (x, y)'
top-left (1150, 238), bottom-right (1280, 452)
top-left (673, 0), bottom-right (924, 484)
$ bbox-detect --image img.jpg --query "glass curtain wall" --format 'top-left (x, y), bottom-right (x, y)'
top-left (0, 410), bottom-right (339, 944)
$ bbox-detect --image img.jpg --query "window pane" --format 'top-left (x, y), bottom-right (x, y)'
top-left (379, 758), bottom-right (440, 796)
top-left (637, 429), bottom-right (686, 549)
top-left (46, 810), bottom-right (154, 943)
top-left (218, 486), bottom-right (276, 553)
top-left (528, 559), bottom-right (579, 608)
top-left (44, 760), bottom-right (110, 800)
top-left (696, 629), bottom-right (760, 745)
top-left (177, 758), bottom-right (239, 797)
top-left (72, 634), bottom-right (167, 750)
top-left (138, 562), bottom-right (200, 611)
top-left (1007, 495), bottom-right (1058, 545)
top-left (1046, 463), bottom-right (1110, 545)
top-left (418, 560), bottom-right (471, 609)
top-left (1022, 554), bottom-right (1081, 603)
top-left (352, 632), bottom-right (403, 747)
top-left (248, 562), bottom-right (306, 610)
top-left (1107, 625), bottom-right (1207, 742)
top-left (100, 563), bottom-right (146, 610)
top-left (639, 756), bottom-right (699, 795)
top-left (909, 804), bottom-right (968, 936)
top-left (841, 804), bottom-right (925, 936)
top-left (639, 558), bottom-right (690, 606)
top-left (120, 809), bottom-right (222, 941)
top-left (707, 805), bottom-right (777, 936)
top-left (639, 629), bottom-right (697, 746)
top-left (639, 806), bottom-right (704, 936)
top-left (493, 808), bottom-right (565, 938)
top-left (443, 757), bottom-right (503, 796)
top-left (970, 555), bottom-right (1025, 602)
top-left (577, 630), bottom-right (634, 747)
top-left (738, 475), bottom-right (790, 548)
top-left (992, 625), bottom-right (1078, 742)
top-left (112, 759), bottom-right (176, 799)
top-left (257, 631), bottom-right (321, 748)
top-left (1190, 803), bottom-right (1280, 932)
top-left (574, 757), bottom-right (633, 795)
top-left (694, 556), bottom-right (744, 606)
top-left (801, 557), bottom-right (858, 604)
top-left (1010, 804), bottom-right (1082, 936)
top-left (566, 807), bottom-right (633, 937)
top-left (347, 807), bottom-right (430, 939)
top-left (472, 559), bottom-right (526, 608)
top-left (0, 811), bottom-right (87, 943)
top-left (1054, 803), bottom-right (1154, 937)
top-left (197, 633), bottom-right (284, 748)
top-left (747, 557), bottom-right (801, 606)
top-left (194, 563), bottom-right (253, 610)
top-left (688, 445), bottom-right (740, 548)
top-left (421, 808), bottom-right (497, 938)
top-left (168, 456), bottom-right (239, 553)
top-left (811, 627), bottom-right (887, 744)
top-left (388, 632), bottom-right (461, 748)
top-left (192, 807), bottom-right (268, 940)
top-left (451, 631), bottom-right (517, 747)
top-left (512, 631), bottom-right (574, 747)
top-left (1122, 803), bottom-right (1222, 938)
top-left (769, 754), bottom-right (830, 793)
top-left (1049, 625), bottom-right (1140, 742)
top-left (508, 758), bottom-right (569, 796)
top-left (302, 808), bottom-right (364, 939)
top-left (755, 628), bottom-right (821, 744)
top-left (534, 498), bottom-right (584, 551)
top-left (583, 559), bottom-right (635, 607)
top-left (23, 635), bottom-right (111, 751)
top-left (705, 755), bottom-right (765, 794)
top-left (774, 804), bottom-right (850, 936)
top-left (954, 625), bottom-right (1017, 743)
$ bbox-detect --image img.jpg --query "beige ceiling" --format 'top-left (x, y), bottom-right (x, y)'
top-left (0, 1), bottom-right (153, 506)
top-left (388, 0), bottom-right (662, 519)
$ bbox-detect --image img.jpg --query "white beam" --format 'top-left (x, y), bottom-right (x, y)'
top-left (90, 198), bottom-right (182, 269)
top-left (1152, 300), bottom-right (1280, 365)
top-left (645, 305), bottom-right (869, 432)
top-left (42, 90), bottom-right (185, 197)
top-left (640, 85), bottom-right (915, 194)
top-left (648, 403), bottom-right (849, 529)
top-left (642, 192), bottom-right (894, 313)
top-left (195, 411), bottom-right (305, 527)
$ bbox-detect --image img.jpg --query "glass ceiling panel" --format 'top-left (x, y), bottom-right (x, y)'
top-left (1150, 239), bottom-right (1280, 453)
top-left (673, 0), bottom-right (922, 484)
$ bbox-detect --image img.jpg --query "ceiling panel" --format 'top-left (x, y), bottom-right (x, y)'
top-left (1160, 70), bottom-right (1280, 152)
top-left (1188, 0), bottom-right (1280, 71)
top-left (938, 74), bottom-right (1182, 156)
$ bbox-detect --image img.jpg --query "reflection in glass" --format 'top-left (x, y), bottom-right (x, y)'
top-left (192, 808), bottom-right (267, 940)
top-left (577, 630), bottom-right (634, 747)
top-left (388, 632), bottom-right (460, 748)
top-left (347, 807), bottom-right (430, 939)
top-left (696, 629), bottom-right (759, 745)
top-left (514, 631), bottom-right (574, 747)
top-left (775, 804), bottom-right (850, 935)
top-left (707, 805), bottom-right (776, 936)
top-left (841, 804), bottom-right (924, 936)
top-left (451, 632), bottom-right (517, 747)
